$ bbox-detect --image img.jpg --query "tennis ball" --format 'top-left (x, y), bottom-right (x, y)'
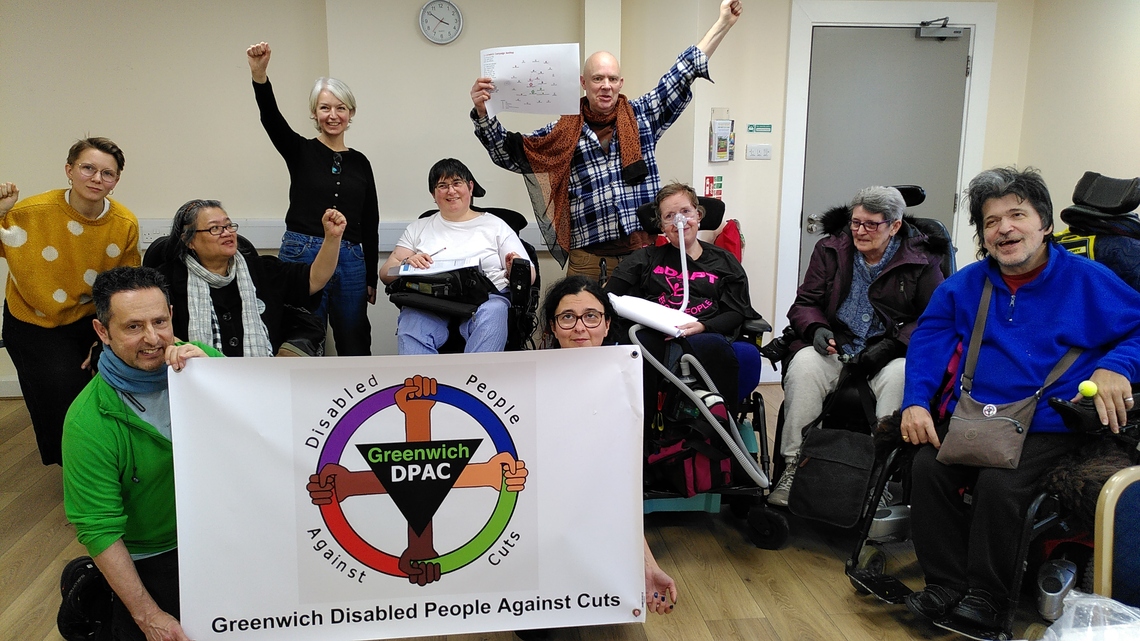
top-left (1078, 380), bottom-right (1098, 398)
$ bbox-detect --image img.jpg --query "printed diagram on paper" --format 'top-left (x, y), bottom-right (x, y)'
top-left (480, 43), bottom-right (580, 117)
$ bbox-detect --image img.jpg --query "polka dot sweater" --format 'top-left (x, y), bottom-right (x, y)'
top-left (0, 189), bottom-right (141, 327)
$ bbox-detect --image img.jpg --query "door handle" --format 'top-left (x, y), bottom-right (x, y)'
top-left (806, 214), bottom-right (822, 234)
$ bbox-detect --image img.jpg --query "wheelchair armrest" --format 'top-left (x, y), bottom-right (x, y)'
top-left (741, 317), bottom-right (772, 336)
top-left (507, 258), bottom-right (533, 306)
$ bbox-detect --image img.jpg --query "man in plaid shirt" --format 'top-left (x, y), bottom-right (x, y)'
top-left (470, 0), bottom-right (744, 279)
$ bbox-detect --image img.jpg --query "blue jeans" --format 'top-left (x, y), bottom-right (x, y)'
top-left (279, 231), bottom-right (371, 356)
top-left (397, 294), bottom-right (510, 354)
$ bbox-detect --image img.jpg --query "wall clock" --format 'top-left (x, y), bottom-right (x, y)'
top-left (420, 0), bottom-right (463, 45)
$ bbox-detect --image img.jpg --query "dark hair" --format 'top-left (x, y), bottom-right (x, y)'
top-left (967, 167), bottom-right (1054, 257)
top-left (67, 137), bottom-right (126, 172)
top-left (652, 182), bottom-right (704, 229)
top-left (93, 266), bottom-right (170, 326)
top-left (427, 158), bottom-right (475, 194)
top-left (542, 276), bottom-right (614, 346)
top-left (169, 199), bottom-right (224, 261)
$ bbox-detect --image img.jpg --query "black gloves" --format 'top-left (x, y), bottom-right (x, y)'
top-left (854, 338), bottom-right (904, 376)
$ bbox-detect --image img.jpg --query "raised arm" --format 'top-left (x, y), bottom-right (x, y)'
top-left (696, 0), bottom-right (743, 59)
top-left (309, 209), bottom-right (347, 294)
top-left (93, 541), bottom-right (190, 641)
top-left (0, 182), bottom-right (18, 217)
top-left (247, 41), bottom-right (271, 84)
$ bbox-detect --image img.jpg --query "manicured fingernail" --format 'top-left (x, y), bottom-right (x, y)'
top-left (653, 592), bottom-right (658, 598)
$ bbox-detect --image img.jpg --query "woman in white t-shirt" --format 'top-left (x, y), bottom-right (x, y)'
top-left (380, 158), bottom-right (535, 354)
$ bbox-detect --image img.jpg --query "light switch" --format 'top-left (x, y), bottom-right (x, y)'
top-left (745, 143), bottom-right (772, 160)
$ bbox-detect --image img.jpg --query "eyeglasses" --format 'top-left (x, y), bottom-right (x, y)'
top-left (331, 152), bottom-right (342, 175)
top-left (195, 223), bottom-right (239, 236)
top-left (850, 219), bottom-right (890, 231)
top-left (75, 163), bottom-right (119, 183)
top-left (434, 179), bottom-right (467, 192)
top-left (555, 309), bottom-right (605, 330)
top-left (661, 208), bottom-right (700, 225)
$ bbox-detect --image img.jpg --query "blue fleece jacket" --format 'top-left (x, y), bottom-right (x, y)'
top-left (903, 243), bottom-right (1140, 433)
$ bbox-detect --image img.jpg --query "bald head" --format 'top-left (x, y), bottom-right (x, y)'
top-left (581, 51), bottom-right (624, 115)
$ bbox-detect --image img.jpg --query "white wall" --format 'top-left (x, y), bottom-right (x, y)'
top-left (1, 0), bottom-right (1138, 393)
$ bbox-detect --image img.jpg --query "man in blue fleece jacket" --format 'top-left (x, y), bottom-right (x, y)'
top-left (898, 167), bottom-right (1140, 632)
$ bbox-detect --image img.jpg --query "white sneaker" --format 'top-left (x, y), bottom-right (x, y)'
top-left (767, 465), bottom-right (796, 507)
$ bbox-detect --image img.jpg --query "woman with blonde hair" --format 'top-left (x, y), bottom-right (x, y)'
top-left (247, 41), bottom-right (379, 355)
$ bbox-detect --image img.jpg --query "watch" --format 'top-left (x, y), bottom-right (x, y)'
top-left (419, 1), bottom-right (463, 45)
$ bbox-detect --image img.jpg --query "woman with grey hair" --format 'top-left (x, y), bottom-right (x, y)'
top-left (142, 199), bottom-right (345, 357)
top-left (768, 185), bottom-right (949, 507)
top-left (247, 41), bottom-right (379, 356)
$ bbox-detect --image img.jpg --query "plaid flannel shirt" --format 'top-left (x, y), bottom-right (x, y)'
top-left (473, 46), bottom-right (710, 250)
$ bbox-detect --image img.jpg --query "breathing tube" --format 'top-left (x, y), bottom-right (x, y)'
top-left (673, 212), bottom-right (691, 313)
top-left (631, 324), bottom-right (770, 489)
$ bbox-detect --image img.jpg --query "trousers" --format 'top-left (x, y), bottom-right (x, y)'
top-left (910, 433), bottom-right (1083, 601)
top-left (278, 231), bottom-right (371, 356)
top-left (779, 348), bottom-right (905, 462)
top-left (2, 304), bottom-right (97, 466)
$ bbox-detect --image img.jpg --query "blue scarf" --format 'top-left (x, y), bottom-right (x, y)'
top-left (98, 345), bottom-right (168, 394)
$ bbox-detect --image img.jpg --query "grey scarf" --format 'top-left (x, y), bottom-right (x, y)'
top-left (184, 253), bottom-right (273, 357)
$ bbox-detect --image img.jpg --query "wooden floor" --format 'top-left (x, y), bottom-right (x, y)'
top-left (0, 386), bottom-right (1044, 641)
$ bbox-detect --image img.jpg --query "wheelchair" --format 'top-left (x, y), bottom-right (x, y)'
top-left (1056, 170), bottom-right (1140, 292)
top-left (842, 174), bottom-right (1140, 639)
top-left (762, 185), bottom-right (955, 534)
top-left (619, 196), bottom-right (787, 549)
top-left (386, 181), bottom-right (541, 352)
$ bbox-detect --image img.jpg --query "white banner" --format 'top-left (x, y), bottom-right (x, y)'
top-left (169, 347), bottom-right (645, 640)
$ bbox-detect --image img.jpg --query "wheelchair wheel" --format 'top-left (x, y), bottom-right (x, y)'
top-left (746, 507), bottom-right (789, 549)
top-left (727, 495), bottom-right (754, 520)
top-left (853, 545), bottom-right (886, 595)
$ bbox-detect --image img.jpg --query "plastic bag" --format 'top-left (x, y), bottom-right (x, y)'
top-left (1042, 591), bottom-right (1140, 641)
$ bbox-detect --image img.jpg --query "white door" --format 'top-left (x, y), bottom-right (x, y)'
top-left (769, 1), bottom-right (997, 384)
top-left (798, 25), bottom-right (970, 277)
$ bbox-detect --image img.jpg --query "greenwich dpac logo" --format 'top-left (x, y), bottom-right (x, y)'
top-left (305, 375), bottom-right (528, 586)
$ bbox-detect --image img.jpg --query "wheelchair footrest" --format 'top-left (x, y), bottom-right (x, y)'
top-left (933, 617), bottom-right (1011, 641)
top-left (846, 569), bottom-right (912, 604)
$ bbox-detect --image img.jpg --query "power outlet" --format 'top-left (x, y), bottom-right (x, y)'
top-left (745, 143), bottom-right (772, 160)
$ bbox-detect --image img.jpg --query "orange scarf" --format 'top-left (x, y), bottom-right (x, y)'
top-left (514, 95), bottom-right (648, 253)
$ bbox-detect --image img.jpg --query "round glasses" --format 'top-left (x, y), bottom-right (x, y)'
top-left (75, 163), bottom-right (119, 183)
top-left (195, 223), bottom-right (239, 236)
top-left (555, 309), bottom-right (605, 330)
top-left (661, 208), bottom-right (700, 225)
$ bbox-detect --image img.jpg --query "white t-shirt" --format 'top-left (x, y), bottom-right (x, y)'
top-left (395, 212), bottom-right (527, 291)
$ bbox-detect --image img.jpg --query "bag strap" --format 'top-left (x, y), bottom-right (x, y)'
top-left (1037, 347), bottom-right (1083, 397)
top-left (960, 279), bottom-right (993, 393)
top-left (961, 278), bottom-right (1082, 395)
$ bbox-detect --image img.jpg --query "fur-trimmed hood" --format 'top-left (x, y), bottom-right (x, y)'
top-left (818, 205), bottom-right (953, 258)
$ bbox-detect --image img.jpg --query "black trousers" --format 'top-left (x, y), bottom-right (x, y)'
top-left (2, 304), bottom-right (97, 466)
top-left (910, 433), bottom-right (1084, 602)
top-left (112, 549), bottom-right (180, 641)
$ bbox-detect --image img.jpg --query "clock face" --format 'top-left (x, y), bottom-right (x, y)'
top-left (420, 0), bottom-right (463, 45)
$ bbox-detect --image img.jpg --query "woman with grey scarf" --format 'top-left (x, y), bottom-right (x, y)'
top-left (143, 199), bottom-right (345, 357)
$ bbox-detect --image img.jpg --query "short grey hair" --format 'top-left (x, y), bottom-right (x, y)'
top-left (849, 186), bottom-right (906, 223)
top-left (309, 77), bottom-right (357, 131)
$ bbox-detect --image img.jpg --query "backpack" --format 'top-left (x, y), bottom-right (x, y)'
top-left (57, 556), bottom-right (113, 641)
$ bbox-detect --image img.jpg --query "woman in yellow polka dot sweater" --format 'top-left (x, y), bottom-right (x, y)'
top-left (0, 137), bottom-right (141, 466)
